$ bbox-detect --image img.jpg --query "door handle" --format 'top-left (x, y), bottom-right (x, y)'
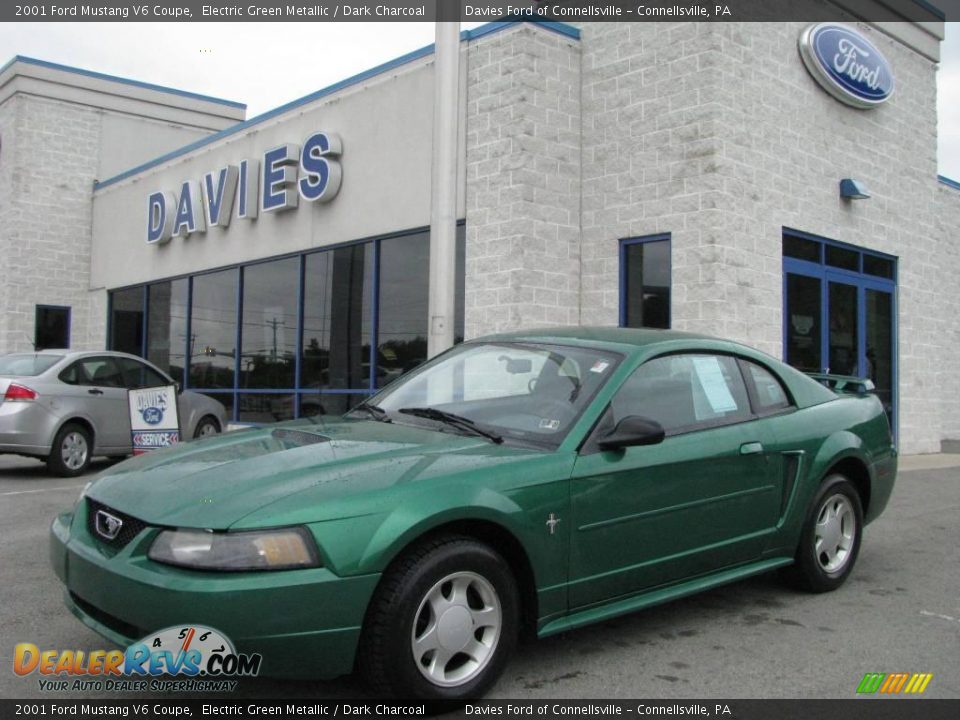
top-left (740, 442), bottom-right (764, 455)
top-left (87, 388), bottom-right (104, 395)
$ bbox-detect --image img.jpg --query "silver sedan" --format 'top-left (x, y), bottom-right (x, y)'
top-left (0, 350), bottom-right (228, 476)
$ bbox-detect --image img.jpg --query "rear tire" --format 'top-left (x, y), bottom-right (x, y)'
top-left (783, 474), bottom-right (863, 593)
top-left (358, 535), bottom-right (519, 700)
top-left (193, 416), bottom-right (220, 439)
top-left (47, 423), bottom-right (92, 477)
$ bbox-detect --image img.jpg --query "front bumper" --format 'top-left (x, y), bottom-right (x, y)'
top-left (50, 507), bottom-right (380, 679)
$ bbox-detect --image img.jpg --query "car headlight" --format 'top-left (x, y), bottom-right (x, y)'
top-left (148, 527), bottom-right (320, 571)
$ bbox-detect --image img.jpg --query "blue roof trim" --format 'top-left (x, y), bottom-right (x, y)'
top-left (463, 19), bottom-right (580, 41)
top-left (2, 55), bottom-right (246, 110)
top-left (938, 174), bottom-right (960, 191)
top-left (93, 19), bottom-right (579, 191)
top-left (911, 0), bottom-right (945, 21)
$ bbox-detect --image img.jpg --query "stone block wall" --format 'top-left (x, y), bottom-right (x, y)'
top-left (576, 21), bottom-right (949, 453)
top-left (464, 24), bottom-right (582, 337)
top-left (0, 94), bottom-right (101, 352)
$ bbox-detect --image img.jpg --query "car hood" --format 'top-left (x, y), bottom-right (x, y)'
top-left (86, 418), bottom-right (545, 530)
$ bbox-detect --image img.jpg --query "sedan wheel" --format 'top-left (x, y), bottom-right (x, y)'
top-left (47, 423), bottom-right (92, 477)
top-left (359, 536), bottom-right (518, 700)
top-left (783, 474), bottom-right (863, 593)
top-left (193, 417), bottom-right (220, 439)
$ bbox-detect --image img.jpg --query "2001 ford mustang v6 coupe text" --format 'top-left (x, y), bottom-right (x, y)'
top-left (50, 328), bottom-right (896, 699)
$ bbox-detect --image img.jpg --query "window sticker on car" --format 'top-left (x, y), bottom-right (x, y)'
top-left (691, 356), bottom-right (738, 413)
top-left (590, 361), bottom-right (610, 374)
top-left (539, 418), bottom-right (561, 430)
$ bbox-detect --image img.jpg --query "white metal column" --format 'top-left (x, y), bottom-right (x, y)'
top-left (427, 21), bottom-right (460, 358)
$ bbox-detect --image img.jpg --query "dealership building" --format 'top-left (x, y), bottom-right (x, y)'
top-left (1, 12), bottom-right (958, 454)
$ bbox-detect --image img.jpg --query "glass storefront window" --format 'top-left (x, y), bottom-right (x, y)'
top-left (783, 235), bottom-right (821, 263)
top-left (241, 258), bottom-right (299, 390)
top-left (237, 393), bottom-right (296, 423)
top-left (828, 282), bottom-right (859, 376)
top-left (147, 279), bottom-right (188, 382)
top-left (863, 254), bottom-right (895, 279)
top-left (377, 232), bottom-right (430, 385)
top-left (782, 230), bottom-right (897, 436)
top-left (298, 393), bottom-right (362, 418)
top-left (621, 236), bottom-right (671, 329)
top-left (104, 225), bottom-right (465, 422)
top-left (866, 289), bottom-right (894, 422)
top-left (825, 245), bottom-right (860, 272)
top-left (302, 244), bottom-right (373, 391)
top-left (109, 287), bottom-right (144, 355)
top-left (189, 269), bottom-right (238, 389)
top-left (785, 273), bottom-right (822, 373)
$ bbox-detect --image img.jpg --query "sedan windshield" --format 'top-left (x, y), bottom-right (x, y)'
top-left (0, 353), bottom-right (63, 376)
top-left (370, 342), bottom-right (621, 448)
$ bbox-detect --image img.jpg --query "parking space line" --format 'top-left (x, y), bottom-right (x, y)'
top-left (0, 484), bottom-right (86, 497)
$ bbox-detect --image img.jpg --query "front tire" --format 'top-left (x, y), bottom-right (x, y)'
top-left (784, 474), bottom-right (863, 593)
top-left (47, 423), bottom-right (92, 477)
top-left (359, 536), bottom-right (519, 700)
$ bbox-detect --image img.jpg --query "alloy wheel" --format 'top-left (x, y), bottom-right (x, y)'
top-left (61, 431), bottom-right (89, 471)
top-left (815, 493), bottom-right (856, 573)
top-left (410, 571), bottom-right (502, 688)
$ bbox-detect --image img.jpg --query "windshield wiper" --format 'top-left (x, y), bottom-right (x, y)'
top-left (397, 407), bottom-right (503, 444)
top-left (348, 402), bottom-right (391, 422)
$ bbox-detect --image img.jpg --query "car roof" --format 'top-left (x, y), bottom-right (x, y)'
top-left (2, 350), bottom-right (155, 363)
top-left (480, 326), bottom-right (719, 351)
top-left (478, 326), bottom-right (838, 408)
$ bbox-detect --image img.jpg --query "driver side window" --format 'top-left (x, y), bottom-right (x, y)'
top-left (611, 353), bottom-right (751, 435)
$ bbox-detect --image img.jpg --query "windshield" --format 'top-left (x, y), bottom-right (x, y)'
top-left (0, 353), bottom-right (63, 376)
top-left (371, 342), bottom-right (621, 448)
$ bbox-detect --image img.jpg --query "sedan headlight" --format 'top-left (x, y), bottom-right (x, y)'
top-left (148, 527), bottom-right (320, 571)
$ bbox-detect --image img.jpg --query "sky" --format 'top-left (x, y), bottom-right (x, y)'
top-left (1, 21), bottom-right (958, 179)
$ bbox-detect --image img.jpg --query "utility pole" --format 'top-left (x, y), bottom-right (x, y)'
top-left (427, 19), bottom-right (460, 358)
top-left (265, 317), bottom-right (285, 362)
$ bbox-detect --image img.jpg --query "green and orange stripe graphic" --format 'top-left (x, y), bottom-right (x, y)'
top-left (857, 672), bottom-right (933, 694)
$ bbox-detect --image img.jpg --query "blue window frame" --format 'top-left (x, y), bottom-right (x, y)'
top-left (619, 234), bottom-right (671, 329)
top-left (782, 228), bottom-right (898, 436)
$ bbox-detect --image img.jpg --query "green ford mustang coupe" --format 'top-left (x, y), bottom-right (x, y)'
top-left (50, 328), bottom-right (896, 699)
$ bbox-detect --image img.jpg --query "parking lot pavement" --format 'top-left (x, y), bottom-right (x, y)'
top-left (1, 454), bottom-right (957, 700)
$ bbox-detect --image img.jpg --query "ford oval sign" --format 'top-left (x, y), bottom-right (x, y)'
top-left (799, 24), bottom-right (894, 109)
top-left (141, 406), bottom-right (164, 425)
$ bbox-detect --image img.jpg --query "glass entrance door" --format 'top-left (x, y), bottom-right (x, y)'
top-left (865, 286), bottom-right (895, 420)
top-left (782, 232), bottom-right (897, 433)
top-left (827, 278), bottom-right (859, 377)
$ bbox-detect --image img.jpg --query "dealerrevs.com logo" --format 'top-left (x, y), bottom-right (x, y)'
top-left (14, 625), bottom-right (261, 692)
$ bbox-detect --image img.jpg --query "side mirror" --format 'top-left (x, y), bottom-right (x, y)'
top-left (597, 415), bottom-right (665, 451)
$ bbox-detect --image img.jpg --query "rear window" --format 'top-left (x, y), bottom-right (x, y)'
top-left (0, 353), bottom-right (63, 376)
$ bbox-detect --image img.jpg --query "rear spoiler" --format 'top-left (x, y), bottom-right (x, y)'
top-left (806, 373), bottom-right (876, 395)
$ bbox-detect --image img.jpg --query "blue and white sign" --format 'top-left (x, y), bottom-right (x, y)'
top-left (146, 131), bottom-right (342, 244)
top-left (128, 385), bottom-right (180, 454)
top-left (799, 24), bottom-right (894, 109)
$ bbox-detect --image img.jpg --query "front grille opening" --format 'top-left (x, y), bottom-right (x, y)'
top-left (86, 498), bottom-right (147, 550)
top-left (70, 592), bottom-right (143, 641)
